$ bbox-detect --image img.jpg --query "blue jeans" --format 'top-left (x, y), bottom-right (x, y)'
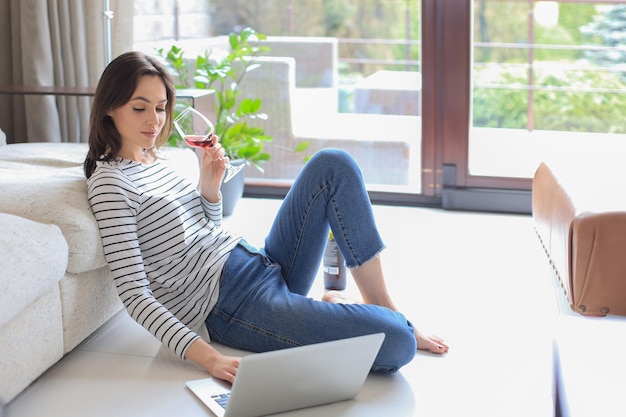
top-left (206, 149), bottom-right (416, 373)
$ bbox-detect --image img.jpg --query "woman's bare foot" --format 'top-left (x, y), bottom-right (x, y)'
top-left (416, 331), bottom-right (449, 354)
top-left (322, 290), bottom-right (449, 354)
top-left (321, 290), bottom-right (360, 304)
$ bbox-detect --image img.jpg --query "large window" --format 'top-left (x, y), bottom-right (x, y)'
top-left (133, 1), bottom-right (424, 198)
top-left (470, 0), bottom-right (626, 180)
top-left (134, 1), bottom-right (626, 212)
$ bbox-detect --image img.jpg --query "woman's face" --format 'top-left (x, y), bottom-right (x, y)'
top-left (108, 75), bottom-right (168, 160)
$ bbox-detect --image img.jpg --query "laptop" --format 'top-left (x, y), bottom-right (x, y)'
top-left (186, 332), bottom-right (385, 417)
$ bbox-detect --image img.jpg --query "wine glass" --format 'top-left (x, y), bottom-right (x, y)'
top-left (173, 107), bottom-right (244, 183)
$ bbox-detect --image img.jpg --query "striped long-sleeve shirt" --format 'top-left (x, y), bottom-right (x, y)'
top-left (87, 157), bottom-right (241, 359)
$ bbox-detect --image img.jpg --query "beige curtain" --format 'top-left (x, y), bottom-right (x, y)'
top-left (0, 0), bottom-right (133, 144)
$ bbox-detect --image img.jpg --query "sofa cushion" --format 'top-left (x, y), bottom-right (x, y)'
top-left (0, 143), bottom-right (105, 274)
top-left (0, 213), bottom-right (68, 327)
top-left (0, 143), bottom-right (200, 274)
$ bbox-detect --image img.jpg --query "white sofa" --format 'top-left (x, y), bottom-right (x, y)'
top-left (0, 141), bottom-right (199, 404)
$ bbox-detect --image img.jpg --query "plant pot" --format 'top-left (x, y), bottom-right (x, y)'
top-left (221, 159), bottom-right (246, 216)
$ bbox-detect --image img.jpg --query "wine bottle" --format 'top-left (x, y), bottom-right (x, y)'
top-left (323, 230), bottom-right (346, 290)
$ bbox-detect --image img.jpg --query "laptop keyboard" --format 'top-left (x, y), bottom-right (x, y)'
top-left (211, 393), bottom-right (230, 409)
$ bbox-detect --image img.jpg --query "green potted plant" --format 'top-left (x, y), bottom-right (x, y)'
top-left (158, 27), bottom-right (273, 215)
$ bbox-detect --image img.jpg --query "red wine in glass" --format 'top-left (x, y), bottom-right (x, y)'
top-left (184, 134), bottom-right (214, 148)
top-left (174, 107), bottom-right (244, 183)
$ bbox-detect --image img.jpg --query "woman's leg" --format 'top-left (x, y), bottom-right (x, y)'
top-left (207, 242), bottom-right (416, 373)
top-left (325, 256), bottom-right (449, 353)
top-left (217, 149), bottom-right (447, 358)
top-left (263, 148), bottom-right (448, 354)
top-left (263, 148), bottom-right (385, 295)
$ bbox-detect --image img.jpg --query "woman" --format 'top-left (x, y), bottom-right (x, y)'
top-left (85, 51), bottom-right (448, 384)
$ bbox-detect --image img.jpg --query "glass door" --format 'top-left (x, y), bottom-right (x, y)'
top-left (439, 0), bottom-right (626, 211)
top-left (132, 0), bottom-right (626, 212)
top-left (134, 1), bottom-right (432, 204)
top-left (470, 0), bottom-right (626, 178)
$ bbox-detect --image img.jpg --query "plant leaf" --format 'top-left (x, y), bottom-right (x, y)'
top-left (294, 141), bottom-right (310, 152)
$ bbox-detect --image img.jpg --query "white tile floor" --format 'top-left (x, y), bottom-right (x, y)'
top-left (554, 314), bottom-right (626, 417)
top-left (5, 199), bottom-right (558, 417)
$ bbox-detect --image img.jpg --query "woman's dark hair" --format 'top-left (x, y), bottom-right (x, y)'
top-left (84, 51), bottom-right (176, 178)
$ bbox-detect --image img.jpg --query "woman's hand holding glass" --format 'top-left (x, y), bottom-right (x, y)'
top-left (173, 107), bottom-right (244, 184)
